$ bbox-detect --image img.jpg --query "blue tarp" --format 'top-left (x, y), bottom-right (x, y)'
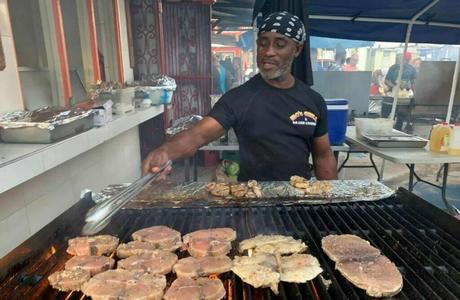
top-left (253, 0), bottom-right (460, 45)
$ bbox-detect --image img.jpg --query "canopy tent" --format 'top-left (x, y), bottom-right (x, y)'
top-left (238, 31), bottom-right (374, 51)
top-left (212, 0), bottom-right (460, 122)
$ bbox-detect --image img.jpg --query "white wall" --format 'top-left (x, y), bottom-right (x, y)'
top-left (0, 127), bottom-right (142, 258)
top-left (0, 0), bottom-right (23, 113)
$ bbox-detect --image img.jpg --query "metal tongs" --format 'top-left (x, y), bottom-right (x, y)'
top-left (81, 160), bottom-right (172, 235)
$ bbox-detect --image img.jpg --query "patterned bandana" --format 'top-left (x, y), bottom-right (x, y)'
top-left (258, 11), bottom-right (307, 44)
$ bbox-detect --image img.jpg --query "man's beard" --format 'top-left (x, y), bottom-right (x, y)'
top-left (259, 56), bottom-right (294, 81)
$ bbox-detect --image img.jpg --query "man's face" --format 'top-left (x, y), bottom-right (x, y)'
top-left (256, 32), bottom-right (302, 81)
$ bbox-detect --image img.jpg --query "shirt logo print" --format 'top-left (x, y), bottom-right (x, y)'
top-left (289, 110), bottom-right (317, 126)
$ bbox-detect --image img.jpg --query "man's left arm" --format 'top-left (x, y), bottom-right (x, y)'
top-left (312, 134), bottom-right (338, 180)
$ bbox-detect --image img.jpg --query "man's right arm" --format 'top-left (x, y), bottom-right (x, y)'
top-left (142, 116), bottom-right (225, 175)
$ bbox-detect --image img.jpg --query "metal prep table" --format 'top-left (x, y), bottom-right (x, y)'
top-left (346, 126), bottom-right (460, 214)
top-left (185, 142), bottom-right (350, 181)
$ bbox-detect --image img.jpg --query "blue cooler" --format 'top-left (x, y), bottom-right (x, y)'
top-left (325, 99), bottom-right (349, 145)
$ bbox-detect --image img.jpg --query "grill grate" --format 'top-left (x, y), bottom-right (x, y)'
top-left (1, 191), bottom-right (459, 299)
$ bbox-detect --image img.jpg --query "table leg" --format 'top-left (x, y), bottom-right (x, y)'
top-left (408, 164), bottom-right (415, 191)
top-left (441, 163), bottom-right (454, 214)
top-left (184, 157), bottom-right (190, 182)
top-left (369, 153), bottom-right (381, 181)
top-left (333, 151), bottom-right (339, 162)
top-left (193, 153), bottom-right (198, 181)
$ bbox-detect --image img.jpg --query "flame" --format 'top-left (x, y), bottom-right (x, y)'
top-left (64, 291), bottom-right (74, 300)
top-left (248, 249), bottom-right (253, 257)
top-left (50, 245), bottom-right (57, 255)
top-left (226, 279), bottom-right (233, 300)
top-left (208, 273), bottom-right (218, 279)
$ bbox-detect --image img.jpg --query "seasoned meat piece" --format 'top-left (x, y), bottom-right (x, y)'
top-left (67, 235), bottom-right (119, 256)
top-left (232, 254), bottom-right (280, 294)
top-left (321, 234), bottom-right (380, 262)
top-left (188, 237), bottom-right (232, 257)
top-left (247, 180), bottom-right (263, 198)
top-left (48, 269), bottom-right (90, 292)
top-left (206, 182), bottom-right (230, 197)
top-left (163, 277), bottom-right (226, 300)
top-left (290, 176), bottom-right (310, 189)
top-left (304, 180), bottom-right (332, 196)
top-left (183, 228), bottom-right (236, 244)
top-left (238, 235), bottom-right (307, 255)
top-left (173, 256), bottom-right (232, 278)
top-left (336, 255), bottom-right (403, 297)
top-left (280, 254), bottom-right (323, 282)
top-left (230, 183), bottom-right (248, 198)
top-left (131, 225), bottom-right (182, 252)
top-left (65, 255), bottom-right (114, 276)
top-left (82, 269), bottom-right (166, 300)
top-left (117, 241), bottom-right (162, 258)
top-left (117, 250), bottom-right (178, 275)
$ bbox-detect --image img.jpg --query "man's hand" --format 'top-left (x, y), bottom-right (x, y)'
top-left (140, 116), bottom-right (226, 180)
top-left (141, 147), bottom-right (172, 179)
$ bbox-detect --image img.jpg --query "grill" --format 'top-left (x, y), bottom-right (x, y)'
top-left (1, 188), bottom-right (459, 299)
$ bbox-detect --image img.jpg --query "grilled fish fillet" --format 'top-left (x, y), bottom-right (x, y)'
top-left (131, 225), bottom-right (182, 252)
top-left (173, 256), bottom-right (232, 278)
top-left (321, 234), bottom-right (380, 262)
top-left (48, 269), bottom-right (90, 292)
top-left (238, 235), bottom-right (307, 255)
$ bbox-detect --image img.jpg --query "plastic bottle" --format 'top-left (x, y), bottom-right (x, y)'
top-left (429, 123), bottom-right (451, 153)
top-left (448, 125), bottom-right (460, 155)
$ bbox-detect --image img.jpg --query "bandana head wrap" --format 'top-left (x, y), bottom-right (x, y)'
top-left (258, 11), bottom-right (307, 44)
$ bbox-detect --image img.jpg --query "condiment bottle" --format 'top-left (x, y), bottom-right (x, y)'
top-left (429, 122), bottom-right (451, 154)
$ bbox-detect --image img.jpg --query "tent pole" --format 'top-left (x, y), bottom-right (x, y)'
top-left (446, 47), bottom-right (460, 124)
top-left (252, 25), bottom-right (258, 76)
top-left (389, 0), bottom-right (440, 120)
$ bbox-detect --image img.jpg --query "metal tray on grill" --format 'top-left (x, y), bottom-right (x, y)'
top-left (126, 180), bottom-right (394, 209)
top-left (362, 133), bottom-right (428, 148)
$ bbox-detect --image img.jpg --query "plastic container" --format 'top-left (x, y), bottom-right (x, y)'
top-left (149, 88), bottom-right (174, 105)
top-left (448, 125), bottom-right (460, 155)
top-left (355, 118), bottom-right (393, 139)
top-left (429, 123), bottom-right (451, 153)
top-left (326, 99), bottom-right (349, 145)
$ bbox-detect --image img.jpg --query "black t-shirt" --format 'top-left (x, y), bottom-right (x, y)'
top-left (208, 74), bottom-right (328, 181)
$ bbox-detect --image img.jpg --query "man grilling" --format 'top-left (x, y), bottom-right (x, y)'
top-left (142, 11), bottom-right (337, 181)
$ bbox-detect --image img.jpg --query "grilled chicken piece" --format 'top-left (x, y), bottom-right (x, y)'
top-left (173, 256), bottom-right (232, 278)
top-left (82, 269), bottom-right (166, 300)
top-left (238, 235), bottom-right (307, 255)
top-left (65, 255), bottom-right (115, 276)
top-left (280, 254), bottom-right (323, 282)
top-left (290, 175), bottom-right (310, 189)
top-left (336, 255), bottom-right (403, 297)
top-left (206, 182), bottom-right (231, 197)
top-left (183, 228), bottom-right (236, 244)
top-left (247, 180), bottom-right (263, 198)
top-left (67, 235), bottom-right (119, 256)
top-left (131, 225), bottom-right (182, 252)
top-left (117, 241), bottom-right (163, 258)
top-left (321, 234), bottom-right (381, 262)
top-left (117, 250), bottom-right (178, 275)
top-left (48, 269), bottom-right (90, 292)
top-left (232, 254), bottom-right (280, 294)
top-left (230, 183), bottom-right (248, 198)
top-left (163, 277), bottom-right (226, 300)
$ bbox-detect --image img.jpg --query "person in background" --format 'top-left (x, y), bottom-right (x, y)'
top-left (327, 46), bottom-right (346, 71)
top-left (369, 69), bottom-right (384, 96)
top-left (343, 53), bottom-right (359, 71)
top-left (142, 11), bottom-right (337, 182)
top-left (411, 57), bottom-right (422, 72)
top-left (385, 52), bottom-right (417, 93)
top-left (211, 55), bottom-right (223, 94)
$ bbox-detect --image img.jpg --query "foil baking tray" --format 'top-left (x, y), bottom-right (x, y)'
top-left (123, 180), bottom-right (394, 208)
top-left (0, 107), bottom-right (94, 143)
top-left (362, 133), bottom-right (428, 148)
